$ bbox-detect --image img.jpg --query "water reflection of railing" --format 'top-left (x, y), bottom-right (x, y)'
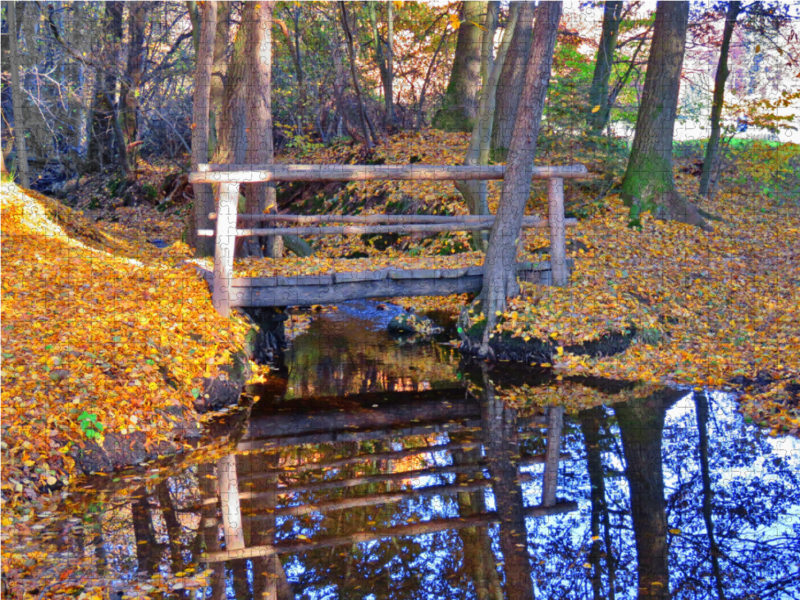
top-left (200, 394), bottom-right (576, 565)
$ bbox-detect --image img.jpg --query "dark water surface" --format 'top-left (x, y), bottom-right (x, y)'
top-left (44, 303), bottom-right (800, 598)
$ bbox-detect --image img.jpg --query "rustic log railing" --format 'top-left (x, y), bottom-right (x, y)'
top-left (189, 163), bottom-right (589, 316)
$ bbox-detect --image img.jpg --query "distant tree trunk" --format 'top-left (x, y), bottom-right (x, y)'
top-left (367, 2), bottom-right (395, 132)
top-left (432, 1), bottom-right (486, 132)
top-left (416, 31), bottom-right (449, 130)
top-left (120, 1), bottom-right (147, 174)
top-left (614, 388), bottom-right (683, 600)
top-left (340, 1), bottom-right (376, 151)
top-left (620, 1), bottom-right (708, 229)
top-left (7, 1), bottom-right (31, 188)
top-left (190, 0), bottom-right (218, 257)
top-left (275, 10), bottom-right (306, 131)
top-left (586, 1), bottom-right (623, 136)
top-left (468, 1), bottom-right (562, 356)
top-left (458, 1), bottom-right (517, 249)
top-left (243, 0), bottom-right (281, 258)
top-left (491, 1), bottom-right (534, 161)
top-left (698, 1), bottom-right (741, 199)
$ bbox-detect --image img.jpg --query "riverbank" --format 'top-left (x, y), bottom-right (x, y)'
top-left (1, 184), bottom-right (254, 508)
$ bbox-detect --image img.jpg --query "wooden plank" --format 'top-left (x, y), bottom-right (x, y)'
top-left (212, 183), bottom-right (239, 317)
top-left (210, 213), bottom-right (549, 224)
top-left (233, 218), bottom-right (576, 237)
top-left (190, 163), bottom-right (590, 184)
top-left (548, 177), bottom-right (569, 287)
top-left (201, 502), bottom-right (579, 563)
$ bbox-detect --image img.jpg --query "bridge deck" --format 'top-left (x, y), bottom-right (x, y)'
top-left (199, 260), bottom-right (570, 307)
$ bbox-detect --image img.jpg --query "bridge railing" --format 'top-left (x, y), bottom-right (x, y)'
top-left (189, 163), bottom-right (589, 316)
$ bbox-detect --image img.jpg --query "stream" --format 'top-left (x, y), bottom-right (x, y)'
top-left (14, 302), bottom-right (800, 599)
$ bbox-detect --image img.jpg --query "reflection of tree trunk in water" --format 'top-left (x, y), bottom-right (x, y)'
top-left (479, 366), bottom-right (534, 600)
top-left (197, 462), bottom-right (227, 600)
top-left (131, 488), bottom-right (159, 575)
top-left (614, 389), bottom-right (682, 599)
top-left (242, 452), bottom-right (293, 600)
top-left (157, 480), bottom-right (185, 574)
top-left (452, 430), bottom-right (504, 600)
top-left (695, 391), bottom-right (726, 600)
top-left (579, 407), bottom-right (616, 600)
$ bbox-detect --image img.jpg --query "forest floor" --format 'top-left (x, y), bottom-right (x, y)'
top-left (1, 131), bottom-right (798, 596)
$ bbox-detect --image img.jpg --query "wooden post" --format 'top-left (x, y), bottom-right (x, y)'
top-left (212, 183), bottom-right (238, 317)
top-left (542, 406), bottom-right (564, 508)
top-left (217, 454), bottom-right (245, 551)
top-left (548, 177), bottom-right (568, 286)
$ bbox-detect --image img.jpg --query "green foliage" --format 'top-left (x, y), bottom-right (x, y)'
top-left (77, 411), bottom-right (105, 440)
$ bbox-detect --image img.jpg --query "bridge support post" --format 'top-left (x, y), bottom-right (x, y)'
top-left (548, 177), bottom-right (568, 286)
top-left (213, 183), bottom-right (239, 317)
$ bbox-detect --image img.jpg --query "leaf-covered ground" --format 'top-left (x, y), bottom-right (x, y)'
top-left (1, 184), bottom-right (251, 507)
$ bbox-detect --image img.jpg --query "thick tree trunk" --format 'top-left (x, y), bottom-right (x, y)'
top-left (457, 1), bottom-right (516, 249)
top-left (7, 1), bottom-right (31, 188)
top-left (208, 2), bottom-right (231, 158)
top-left (432, 1), bottom-right (486, 132)
top-left (470, 1), bottom-right (562, 356)
top-left (614, 388), bottom-right (683, 599)
top-left (242, 1), bottom-right (281, 258)
top-left (120, 1), bottom-right (147, 174)
top-left (620, 1), bottom-right (707, 229)
top-left (586, 1), bottom-right (623, 136)
top-left (698, 1), bottom-right (741, 199)
top-left (491, 2), bottom-right (535, 161)
top-left (190, 0), bottom-right (218, 257)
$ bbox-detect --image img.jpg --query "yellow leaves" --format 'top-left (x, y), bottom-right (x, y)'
top-left (591, 105), bottom-right (601, 113)
top-left (448, 14), bottom-right (461, 30)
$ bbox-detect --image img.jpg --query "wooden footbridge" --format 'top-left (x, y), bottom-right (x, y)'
top-left (189, 163), bottom-right (589, 316)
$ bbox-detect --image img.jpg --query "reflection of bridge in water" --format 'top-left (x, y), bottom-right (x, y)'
top-left (200, 381), bottom-right (575, 599)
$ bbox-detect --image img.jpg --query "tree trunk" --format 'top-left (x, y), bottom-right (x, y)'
top-left (698, 1), bottom-right (741, 198)
top-left (614, 388), bottom-right (683, 599)
top-left (469, 1), bottom-right (562, 356)
top-left (586, 1), bottom-right (623, 136)
top-left (190, 0), bottom-right (218, 257)
top-left (432, 1), bottom-right (486, 132)
top-left (120, 1), bottom-right (147, 174)
top-left (339, 1), bottom-right (376, 151)
top-left (457, 1), bottom-right (517, 249)
top-left (208, 2), bottom-right (232, 158)
top-left (695, 391), bottom-right (727, 600)
top-left (7, 1), bottom-right (31, 188)
top-left (368, 2), bottom-right (395, 131)
top-left (620, 1), bottom-right (707, 229)
top-left (491, 2), bottom-right (535, 161)
top-left (242, 0), bottom-right (281, 258)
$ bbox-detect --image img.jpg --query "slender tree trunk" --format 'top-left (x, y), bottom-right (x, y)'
top-left (695, 391), bottom-right (727, 600)
top-left (367, 2), bottom-right (394, 132)
top-left (120, 1), bottom-right (147, 174)
top-left (190, 0), bottom-right (218, 257)
top-left (698, 1), bottom-right (741, 198)
top-left (243, 0), bottom-right (281, 258)
top-left (386, 1), bottom-right (395, 129)
top-left (620, 1), bottom-right (708, 229)
top-left (340, 1), bottom-right (376, 151)
top-left (7, 1), bottom-right (31, 188)
top-left (491, 1), bottom-right (535, 161)
top-left (467, 1), bottom-right (562, 356)
top-left (586, 1), bottom-right (623, 136)
top-left (433, 1), bottom-right (487, 132)
top-left (416, 31), bottom-right (449, 130)
top-left (275, 12), bottom-right (306, 131)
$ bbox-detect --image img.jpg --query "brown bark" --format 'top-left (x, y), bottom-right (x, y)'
top-left (7, 1), bottom-right (30, 187)
top-left (491, 1), bottom-right (535, 160)
top-left (620, 1), bottom-right (707, 229)
top-left (190, 0), bottom-right (218, 257)
top-left (472, 1), bottom-right (563, 356)
top-left (699, 1), bottom-right (741, 198)
top-left (586, 1), bottom-right (624, 136)
top-left (433, 1), bottom-right (487, 132)
top-left (120, 1), bottom-right (147, 174)
top-left (339, 1), bottom-right (376, 150)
